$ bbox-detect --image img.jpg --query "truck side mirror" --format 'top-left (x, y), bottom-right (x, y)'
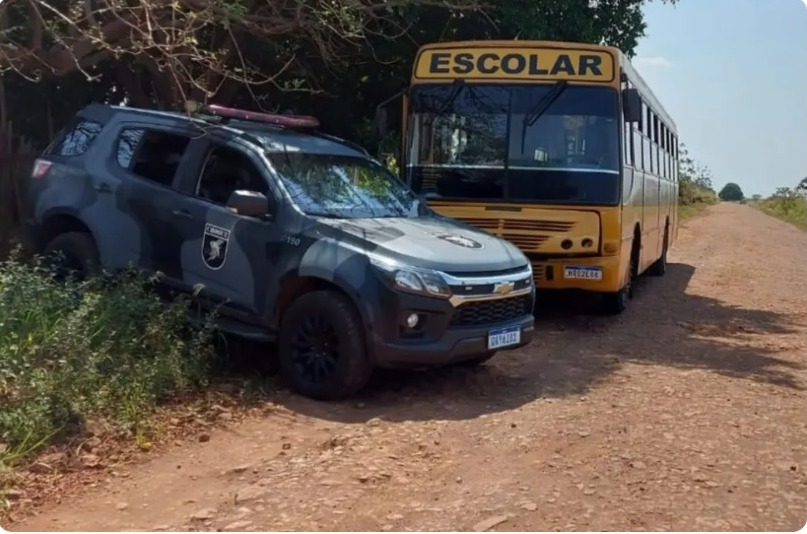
top-left (226, 189), bottom-right (270, 219)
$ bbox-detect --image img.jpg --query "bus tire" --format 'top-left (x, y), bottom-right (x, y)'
top-left (602, 285), bottom-right (629, 315)
top-left (647, 224), bottom-right (669, 277)
top-left (602, 236), bottom-right (639, 315)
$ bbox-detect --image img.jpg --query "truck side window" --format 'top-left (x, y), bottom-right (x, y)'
top-left (196, 144), bottom-right (269, 205)
top-left (49, 119), bottom-right (104, 157)
top-left (116, 128), bottom-right (191, 187)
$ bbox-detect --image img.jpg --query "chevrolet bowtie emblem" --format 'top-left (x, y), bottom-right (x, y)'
top-left (493, 281), bottom-right (515, 295)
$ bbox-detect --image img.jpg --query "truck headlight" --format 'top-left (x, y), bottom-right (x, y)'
top-left (370, 256), bottom-right (451, 298)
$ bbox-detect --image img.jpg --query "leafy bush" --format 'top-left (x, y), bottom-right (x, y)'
top-left (0, 252), bottom-right (217, 463)
top-left (679, 180), bottom-right (718, 206)
top-left (752, 189), bottom-right (807, 230)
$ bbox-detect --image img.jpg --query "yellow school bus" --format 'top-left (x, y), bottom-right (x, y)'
top-left (399, 40), bottom-right (680, 313)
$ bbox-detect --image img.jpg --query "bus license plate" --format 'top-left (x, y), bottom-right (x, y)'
top-left (487, 326), bottom-right (521, 350)
top-left (564, 266), bottom-right (603, 280)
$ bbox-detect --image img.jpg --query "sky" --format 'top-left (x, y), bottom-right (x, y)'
top-left (633, 0), bottom-right (807, 197)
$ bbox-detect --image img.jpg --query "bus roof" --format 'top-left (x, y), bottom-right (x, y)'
top-left (415, 39), bottom-right (621, 54)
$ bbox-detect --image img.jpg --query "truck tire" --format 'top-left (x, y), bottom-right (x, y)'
top-left (277, 289), bottom-right (372, 400)
top-left (42, 232), bottom-right (100, 280)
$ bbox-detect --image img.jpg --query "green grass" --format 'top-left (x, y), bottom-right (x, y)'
top-left (752, 197), bottom-right (807, 230)
top-left (0, 250), bottom-right (218, 475)
top-left (679, 202), bottom-right (712, 221)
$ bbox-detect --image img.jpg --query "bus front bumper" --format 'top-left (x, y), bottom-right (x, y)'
top-left (532, 255), bottom-right (623, 292)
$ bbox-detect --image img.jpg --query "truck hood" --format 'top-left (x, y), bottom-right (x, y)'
top-left (314, 215), bottom-right (528, 274)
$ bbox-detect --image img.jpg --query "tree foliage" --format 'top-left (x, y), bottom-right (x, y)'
top-left (718, 182), bottom-right (745, 202)
top-left (0, 0), bottom-right (677, 148)
top-left (0, 0), bottom-right (482, 110)
top-left (678, 142), bottom-right (718, 205)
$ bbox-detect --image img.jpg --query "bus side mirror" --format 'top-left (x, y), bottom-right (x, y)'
top-left (622, 88), bottom-right (642, 123)
top-left (374, 88), bottom-right (409, 138)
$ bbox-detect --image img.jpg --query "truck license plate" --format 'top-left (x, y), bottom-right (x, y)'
top-left (487, 326), bottom-right (521, 350)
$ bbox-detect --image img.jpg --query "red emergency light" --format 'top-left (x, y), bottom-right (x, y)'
top-left (201, 104), bottom-right (320, 129)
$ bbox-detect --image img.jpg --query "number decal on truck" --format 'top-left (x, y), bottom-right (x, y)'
top-left (282, 234), bottom-right (301, 247)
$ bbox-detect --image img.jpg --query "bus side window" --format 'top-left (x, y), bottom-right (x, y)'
top-left (642, 105), bottom-right (650, 174)
top-left (661, 123), bottom-right (667, 179)
top-left (667, 129), bottom-right (675, 181)
top-left (624, 121), bottom-right (633, 167)
top-left (669, 130), bottom-right (674, 181)
top-left (671, 133), bottom-right (677, 182)
top-left (652, 113), bottom-right (659, 176)
top-left (633, 128), bottom-right (647, 171)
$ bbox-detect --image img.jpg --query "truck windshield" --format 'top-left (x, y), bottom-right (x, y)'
top-left (267, 153), bottom-right (424, 219)
top-left (407, 83), bottom-right (621, 205)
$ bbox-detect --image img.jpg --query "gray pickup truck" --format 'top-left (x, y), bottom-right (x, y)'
top-left (22, 103), bottom-right (536, 399)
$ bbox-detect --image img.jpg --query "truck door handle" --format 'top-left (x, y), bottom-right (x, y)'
top-left (94, 182), bottom-right (111, 193)
top-left (171, 208), bottom-right (193, 220)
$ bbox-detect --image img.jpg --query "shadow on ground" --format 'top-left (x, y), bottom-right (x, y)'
top-left (219, 262), bottom-right (805, 424)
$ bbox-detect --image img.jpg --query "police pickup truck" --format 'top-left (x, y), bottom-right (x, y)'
top-left (23, 103), bottom-right (536, 399)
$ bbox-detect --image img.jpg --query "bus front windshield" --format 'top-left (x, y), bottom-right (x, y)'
top-left (406, 83), bottom-right (621, 205)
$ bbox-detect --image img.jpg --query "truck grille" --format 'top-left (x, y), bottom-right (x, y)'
top-left (450, 295), bottom-right (532, 328)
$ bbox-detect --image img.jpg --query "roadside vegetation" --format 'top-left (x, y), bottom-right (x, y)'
top-left (749, 180), bottom-right (807, 230)
top-left (677, 143), bottom-right (719, 219)
top-left (718, 182), bottom-right (745, 202)
top-left (0, 251), bottom-right (217, 479)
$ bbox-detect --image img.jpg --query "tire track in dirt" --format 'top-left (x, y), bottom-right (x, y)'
top-left (7, 203), bottom-right (807, 532)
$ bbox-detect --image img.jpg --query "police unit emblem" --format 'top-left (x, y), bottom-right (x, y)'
top-left (435, 233), bottom-right (483, 249)
top-left (202, 223), bottom-right (231, 270)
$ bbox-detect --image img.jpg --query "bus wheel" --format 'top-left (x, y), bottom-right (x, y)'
top-left (602, 284), bottom-right (629, 315)
top-left (648, 225), bottom-right (669, 277)
top-left (602, 242), bottom-right (638, 315)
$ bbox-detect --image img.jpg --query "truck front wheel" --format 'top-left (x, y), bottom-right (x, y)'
top-left (277, 289), bottom-right (372, 400)
top-left (42, 231), bottom-right (99, 280)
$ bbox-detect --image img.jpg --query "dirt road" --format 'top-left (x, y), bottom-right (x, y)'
top-left (7, 203), bottom-right (807, 532)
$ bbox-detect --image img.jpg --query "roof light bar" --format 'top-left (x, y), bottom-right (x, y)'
top-left (202, 104), bottom-right (320, 129)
